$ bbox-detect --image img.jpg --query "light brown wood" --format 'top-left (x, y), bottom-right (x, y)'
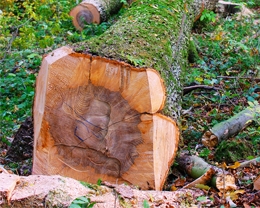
top-left (70, 2), bottom-right (100, 30)
top-left (33, 46), bottom-right (179, 190)
top-left (0, 173), bottom-right (20, 204)
top-left (69, 0), bottom-right (123, 31)
top-left (0, 173), bottom-right (213, 207)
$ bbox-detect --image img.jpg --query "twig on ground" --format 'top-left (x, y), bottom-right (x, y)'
top-left (238, 157), bottom-right (260, 169)
top-left (183, 85), bottom-right (220, 95)
top-left (217, 76), bottom-right (260, 82)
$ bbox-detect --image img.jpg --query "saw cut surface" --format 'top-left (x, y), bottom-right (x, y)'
top-left (33, 47), bottom-right (177, 190)
top-left (45, 74), bottom-right (142, 177)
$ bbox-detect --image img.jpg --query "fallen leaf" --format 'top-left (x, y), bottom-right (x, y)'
top-left (226, 196), bottom-right (237, 207)
top-left (243, 203), bottom-right (251, 208)
top-left (219, 162), bottom-right (228, 169)
top-left (227, 161), bottom-right (241, 169)
top-left (216, 174), bottom-right (237, 191)
top-left (253, 175), bottom-right (260, 190)
top-left (173, 177), bottom-right (186, 187)
top-left (195, 184), bottom-right (211, 191)
top-left (196, 196), bottom-right (207, 202)
top-left (228, 190), bottom-right (245, 201)
top-left (171, 185), bottom-right (178, 191)
top-left (148, 194), bottom-right (154, 202)
top-left (212, 31), bottom-right (224, 41)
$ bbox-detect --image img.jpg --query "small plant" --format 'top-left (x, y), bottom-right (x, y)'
top-left (69, 196), bottom-right (96, 208)
top-left (120, 0), bottom-right (128, 6)
top-left (143, 199), bottom-right (150, 208)
top-left (200, 10), bottom-right (216, 23)
top-left (96, 178), bottom-right (102, 186)
top-left (199, 148), bottom-right (211, 158)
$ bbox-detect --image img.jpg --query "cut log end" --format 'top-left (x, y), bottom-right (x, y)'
top-left (201, 130), bottom-right (218, 147)
top-left (33, 46), bottom-right (179, 190)
top-left (70, 3), bottom-right (100, 31)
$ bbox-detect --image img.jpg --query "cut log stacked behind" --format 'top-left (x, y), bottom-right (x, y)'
top-left (70, 0), bottom-right (123, 30)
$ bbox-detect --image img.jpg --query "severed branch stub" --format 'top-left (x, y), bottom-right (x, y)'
top-left (202, 104), bottom-right (260, 147)
top-left (176, 154), bottom-right (237, 191)
top-left (183, 167), bottom-right (215, 189)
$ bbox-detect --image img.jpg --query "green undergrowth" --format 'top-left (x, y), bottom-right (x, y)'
top-left (0, 0), bottom-right (75, 143)
top-left (0, 0), bottom-right (121, 144)
top-left (182, 4), bottom-right (260, 162)
top-left (215, 140), bottom-right (255, 163)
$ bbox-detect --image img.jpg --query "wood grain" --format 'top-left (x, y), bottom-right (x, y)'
top-left (33, 46), bottom-right (178, 190)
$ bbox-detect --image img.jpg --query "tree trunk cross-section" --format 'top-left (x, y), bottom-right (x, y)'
top-left (33, 0), bottom-right (218, 190)
top-left (70, 0), bottom-right (122, 30)
top-left (33, 47), bottom-right (179, 190)
top-left (48, 84), bottom-right (142, 177)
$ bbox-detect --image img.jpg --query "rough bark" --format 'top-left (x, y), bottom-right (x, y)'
top-left (33, 0), bottom-right (218, 191)
top-left (70, 0), bottom-right (122, 30)
top-left (202, 104), bottom-right (260, 147)
top-left (0, 173), bottom-right (91, 207)
top-left (0, 173), bottom-right (215, 208)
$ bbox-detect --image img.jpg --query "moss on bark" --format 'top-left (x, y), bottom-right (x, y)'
top-left (73, 0), bottom-right (217, 119)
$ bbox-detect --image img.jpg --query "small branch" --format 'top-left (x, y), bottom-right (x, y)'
top-left (0, 28), bottom-right (18, 63)
top-left (202, 104), bottom-right (260, 147)
top-left (238, 157), bottom-right (260, 169)
top-left (217, 76), bottom-right (260, 82)
top-left (0, 18), bottom-right (31, 64)
top-left (183, 85), bottom-right (220, 95)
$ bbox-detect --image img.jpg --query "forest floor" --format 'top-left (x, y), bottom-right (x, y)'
top-left (0, 1), bottom-right (259, 207)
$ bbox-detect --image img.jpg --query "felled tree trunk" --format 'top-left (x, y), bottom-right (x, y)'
top-left (70, 0), bottom-right (122, 30)
top-left (202, 104), bottom-right (260, 147)
top-left (33, 0), bottom-right (218, 190)
top-left (0, 173), bottom-right (214, 208)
